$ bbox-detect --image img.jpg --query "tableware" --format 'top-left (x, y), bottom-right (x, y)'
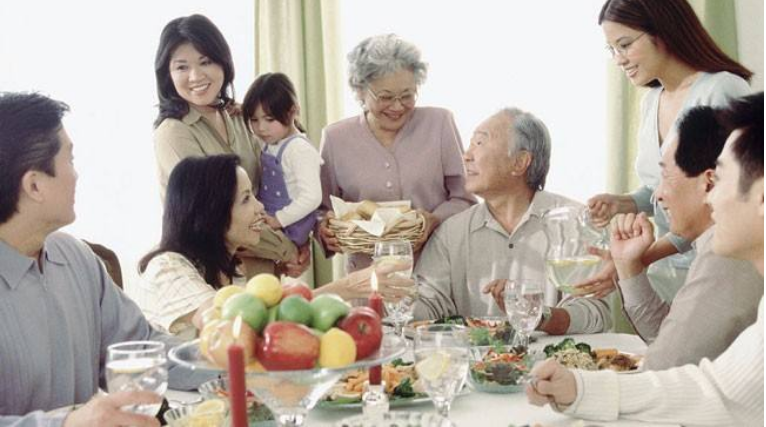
top-left (467, 346), bottom-right (540, 394)
top-left (542, 206), bottom-right (607, 295)
top-left (372, 240), bottom-right (416, 338)
top-left (503, 280), bottom-right (544, 349)
top-left (404, 316), bottom-right (518, 346)
top-left (200, 377), bottom-right (276, 423)
top-left (413, 325), bottom-right (469, 419)
top-left (169, 335), bottom-right (406, 427)
top-left (334, 411), bottom-right (456, 427)
top-left (106, 340), bottom-right (168, 416)
top-left (164, 400), bottom-right (228, 427)
top-left (317, 387), bottom-right (470, 409)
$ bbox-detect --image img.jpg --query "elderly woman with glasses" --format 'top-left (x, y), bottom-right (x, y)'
top-left (317, 33), bottom-right (475, 272)
top-left (577, 0), bottom-right (753, 302)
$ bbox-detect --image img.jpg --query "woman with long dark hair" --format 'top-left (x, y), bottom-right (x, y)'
top-left (136, 155), bottom-right (415, 337)
top-left (584, 0), bottom-right (752, 301)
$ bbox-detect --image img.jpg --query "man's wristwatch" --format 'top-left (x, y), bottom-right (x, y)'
top-left (537, 305), bottom-right (553, 329)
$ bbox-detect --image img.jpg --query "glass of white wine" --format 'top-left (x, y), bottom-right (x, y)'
top-left (503, 280), bottom-right (544, 350)
top-left (372, 240), bottom-right (416, 337)
top-left (414, 325), bottom-right (469, 419)
top-left (106, 340), bottom-right (168, 416)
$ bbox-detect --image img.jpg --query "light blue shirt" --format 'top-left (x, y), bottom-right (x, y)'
top-left (0, 233), bottom-right (211, 427)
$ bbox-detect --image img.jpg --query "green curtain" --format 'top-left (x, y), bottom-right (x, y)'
top-left (604, 0), bottom-right (740, 333)
top-left (254, 0), bottom-right (344, 287)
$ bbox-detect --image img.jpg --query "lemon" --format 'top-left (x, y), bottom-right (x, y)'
top-left (416, 351), bottom-right (450, 381)
top-left (190, 400), bottom-right (226, 427)
top-left (213, 286), bottom-right (244, 309)
top-left (246, 274), bottom-right (283, 307)
top-left (319, 328), bottom-right (357, 368)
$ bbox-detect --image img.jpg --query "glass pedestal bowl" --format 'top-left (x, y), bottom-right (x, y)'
top-left (170, 335), bottom-right (406, 427)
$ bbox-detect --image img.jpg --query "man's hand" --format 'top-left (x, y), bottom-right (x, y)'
top-left (609, 213), bottom-right (655, 279)
top-left (587, 193), bottom-right (638, 228)
top-left (572, 247), bottom-right (617, 299)
top-left (481, 279), bottom-right (507, 312)
top-left (318, 212), bottom-right (341, 253)
top-left (280, 243), bottom-right (311, 278)
top-left (526, 359), bottom-right (577, 408)
top-left (63, 391), bottom-right (161, 427)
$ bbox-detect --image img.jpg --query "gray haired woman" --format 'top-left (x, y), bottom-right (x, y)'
top-left (317, 33), bottom-right (476, 272)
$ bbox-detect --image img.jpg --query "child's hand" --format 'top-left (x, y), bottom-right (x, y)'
top-left (265, 214), bottom-right (282, 230)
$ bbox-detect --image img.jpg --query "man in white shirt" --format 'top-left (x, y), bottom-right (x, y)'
top-left (414, 108), bottom-right (612, 335)
top-left (526, 92), bottom-right (764, 426)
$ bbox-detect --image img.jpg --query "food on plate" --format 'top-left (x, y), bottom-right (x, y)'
top-left (409, 316), bottom-right (514, 346)
top-left (324, 359), bottom-right (426, 403)
top-left (543, 338), bottom-right (641, 372)
top-left (469, 347), bottom-right (531, 390)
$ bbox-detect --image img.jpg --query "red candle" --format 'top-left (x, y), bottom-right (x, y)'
top-left (368, 272), bottom-right (383, 385)
top-left (227, 344), bottom-right (248, 427)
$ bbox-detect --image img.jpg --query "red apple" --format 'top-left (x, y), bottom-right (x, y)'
top-left (338, 307), bottom-right (383, 360)
top-left (256, 321), bottom-right (320, 371)
top-left (281, 282), bottom-right (313, 301)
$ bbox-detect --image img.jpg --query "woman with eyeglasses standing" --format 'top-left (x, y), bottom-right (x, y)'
top-left (317, 34), bottom-right (476, 272)
top-left (582, 0), bottom-right (752, 301)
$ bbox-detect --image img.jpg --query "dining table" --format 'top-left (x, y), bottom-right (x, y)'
top-left (165, 332), bottom-right (681, 427)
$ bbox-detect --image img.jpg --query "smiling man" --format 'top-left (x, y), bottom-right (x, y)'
top-left (412, 108), bottom-right (611, 335)
top-left (527, 92), bottom-right (764, 426)
top-left (609, 106), bottom-right (762, 370)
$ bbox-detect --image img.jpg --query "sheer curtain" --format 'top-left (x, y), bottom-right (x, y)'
top-left (0, 1), bottom-right (255, 295)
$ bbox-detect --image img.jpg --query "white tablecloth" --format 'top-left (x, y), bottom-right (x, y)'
top-left (166, 333), bottom-right (680, 427)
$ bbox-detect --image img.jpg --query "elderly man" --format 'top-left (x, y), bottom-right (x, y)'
top-left (0, 92), bottom-right (207, 427)
top-left (528, 92), bottom-right (764, 426)
top-left (611, 106), bottom-right (762, 370)
top-left (413, 108), bottom-right (611, 335)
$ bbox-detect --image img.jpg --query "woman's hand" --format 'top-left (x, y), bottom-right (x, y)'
top-left (316, 261), bottom-right (415, 301)
top-left (318, 211), bottom-right (341, 253)
top-left (413, 210), bottom-right (441, 252)
top-left (526, 359), bottom-right (577, 409)
top-left (264, 214), bottom-right (282, 230)
top-left (587, 193), bottom-right (637, 228)
top-left (279, 244), bottom-right (311, 278)
top-left (63, 391), bottom-right (161, 427)
top-left (572, 247), bottom-right (617, 299)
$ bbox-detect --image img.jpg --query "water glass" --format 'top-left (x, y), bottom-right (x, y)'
top-left (413, 325), bottom-right (469, 419)
top-left (372, 240), bottom-right (416, 337)
top-left (106, 340), bottom-right (168, 416)
top-left (503, 280), bottom-right (544, 349)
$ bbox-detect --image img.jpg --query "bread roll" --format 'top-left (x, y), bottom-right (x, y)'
top-left (356, 200), bottom-right (379, 219)
top-left (340, 211), bottom-right (363, 221)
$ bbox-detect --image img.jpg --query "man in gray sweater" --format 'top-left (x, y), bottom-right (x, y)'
top-left (612, 106), bottom-right (762, 370)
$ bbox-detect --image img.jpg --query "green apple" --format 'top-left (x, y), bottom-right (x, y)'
top-left (278, 295), bottom-right (313, 326)
top-left (222, 292), bottom-right (268, 332)
top-left (267, 304), bottom-right (280, 324)
top-left (310, 294), bottom-right (350, 332)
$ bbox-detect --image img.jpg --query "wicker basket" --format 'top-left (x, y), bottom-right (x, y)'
top-left (328, 212), bottom-right (426, 255)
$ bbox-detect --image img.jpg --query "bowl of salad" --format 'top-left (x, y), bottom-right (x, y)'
top-left (468, 346), bottom-right (536, 393)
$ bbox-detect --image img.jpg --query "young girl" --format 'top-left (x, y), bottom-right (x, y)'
top-left (242, 72), bottom-right (322, 247)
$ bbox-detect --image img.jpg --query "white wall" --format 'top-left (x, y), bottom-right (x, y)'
top-left (0, 1), bottom-right (255, 293)
top-left (736, 0), bottom-right (764, 91)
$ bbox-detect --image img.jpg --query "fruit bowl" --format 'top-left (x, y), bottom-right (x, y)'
top-left (170, 335), bottom-right (406, 427)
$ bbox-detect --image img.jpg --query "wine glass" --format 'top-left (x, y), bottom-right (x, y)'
top-left (106, 340), bottom-right (168, 416)
top-left (414, 325), bottom-right (469, 419)
top-left (503, 280), bottom-right (544, 350)
top-left (372, 240), bottom-right (416, 337)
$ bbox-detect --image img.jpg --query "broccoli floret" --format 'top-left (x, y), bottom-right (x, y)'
top-left (575, 342), bottom-right (592, 354)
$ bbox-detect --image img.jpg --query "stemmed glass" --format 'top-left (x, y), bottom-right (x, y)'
top-left (372, 240), bottom-right (416, 337)
top-left (413, 325), bottom-right (469, 419)
top-left (106, 340), bottom-right (168, 416)
top-left (503, 280), bottom-right (544, 350)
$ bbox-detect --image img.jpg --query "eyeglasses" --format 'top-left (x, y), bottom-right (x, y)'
top-left (367, 88), bottom-right (418, 108)
top-left (605, 32), bottom-right (646, 58)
